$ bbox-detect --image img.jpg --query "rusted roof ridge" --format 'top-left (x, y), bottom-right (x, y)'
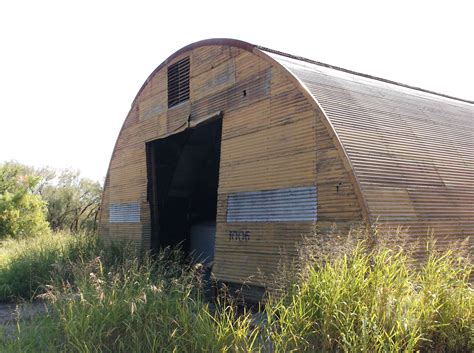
top-left (257, 45), bottom-right (474, 105)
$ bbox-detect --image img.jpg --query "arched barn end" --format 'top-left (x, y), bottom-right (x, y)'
top-left (99, 39), bottom-right (474, 297)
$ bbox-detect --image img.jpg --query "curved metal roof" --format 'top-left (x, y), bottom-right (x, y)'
top-left (261, 47), bottom-right (473, 244)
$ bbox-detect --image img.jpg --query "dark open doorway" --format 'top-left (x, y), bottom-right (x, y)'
top-left (146, 118), bottom-right (222, 265)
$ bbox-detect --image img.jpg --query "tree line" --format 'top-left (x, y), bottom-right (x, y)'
top-left (0, 161), bottom-right (102, 238)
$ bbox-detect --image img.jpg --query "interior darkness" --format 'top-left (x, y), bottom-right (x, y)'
top-left (146, 119), bottom-right (222, 255)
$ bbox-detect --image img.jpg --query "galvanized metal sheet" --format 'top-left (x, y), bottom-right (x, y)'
top-left (109, 202), bottom-right (140, 223)
top-left (227, 186), bottom-right (317, 222)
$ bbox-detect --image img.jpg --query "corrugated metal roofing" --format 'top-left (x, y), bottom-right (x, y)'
top-left (261, 48), bottom-right (473, 248)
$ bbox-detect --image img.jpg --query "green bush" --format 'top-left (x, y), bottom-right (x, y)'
top-left (0, 163), bottom-right (49, 239)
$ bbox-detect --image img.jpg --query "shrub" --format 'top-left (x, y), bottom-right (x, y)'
top-left (0, 163), bottom-right (49, 239)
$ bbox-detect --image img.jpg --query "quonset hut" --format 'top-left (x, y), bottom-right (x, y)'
top-left (99, 39), bottom-right (474, 295)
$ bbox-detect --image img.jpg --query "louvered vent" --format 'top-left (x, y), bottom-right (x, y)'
top-left (168, 57), bottom-right (190, 108)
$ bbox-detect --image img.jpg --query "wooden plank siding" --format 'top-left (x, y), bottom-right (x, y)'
top-left (98, 41), bottom-right (363, 291)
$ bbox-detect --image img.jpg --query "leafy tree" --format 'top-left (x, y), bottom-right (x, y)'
top-left (0, 162), bottom-right (49, 238)
top-left (0, 162), bottom-right (102, 235)
top-left (41, 169), bottom-right (102, 233)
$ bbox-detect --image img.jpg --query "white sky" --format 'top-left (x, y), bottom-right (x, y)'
top-left (1, 1), bottom-right (473, 183)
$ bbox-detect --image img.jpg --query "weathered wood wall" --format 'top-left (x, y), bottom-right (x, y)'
top-left (98, 42), bottom-right (363, 290)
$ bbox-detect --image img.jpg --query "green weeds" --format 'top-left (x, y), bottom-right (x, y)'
top-left (0, 232), bottom-right (99, 301)
top-left (0, 231), bottom-right (472, 352)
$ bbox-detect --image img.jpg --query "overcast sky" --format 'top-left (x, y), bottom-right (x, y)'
top-left (1, 0), bottom-right (473, 182)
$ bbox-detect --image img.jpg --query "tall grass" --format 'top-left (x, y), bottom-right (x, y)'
top-left (0, 230), bottom-right (472, 352)
top-left (2, 244), bottom-right (259, 352)
top-left (43, 252), bottom-right (217, 352)
top-left (0, 232), bottom-right (99, 301)
top-left (264, 240), bottom-right (473, 352)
